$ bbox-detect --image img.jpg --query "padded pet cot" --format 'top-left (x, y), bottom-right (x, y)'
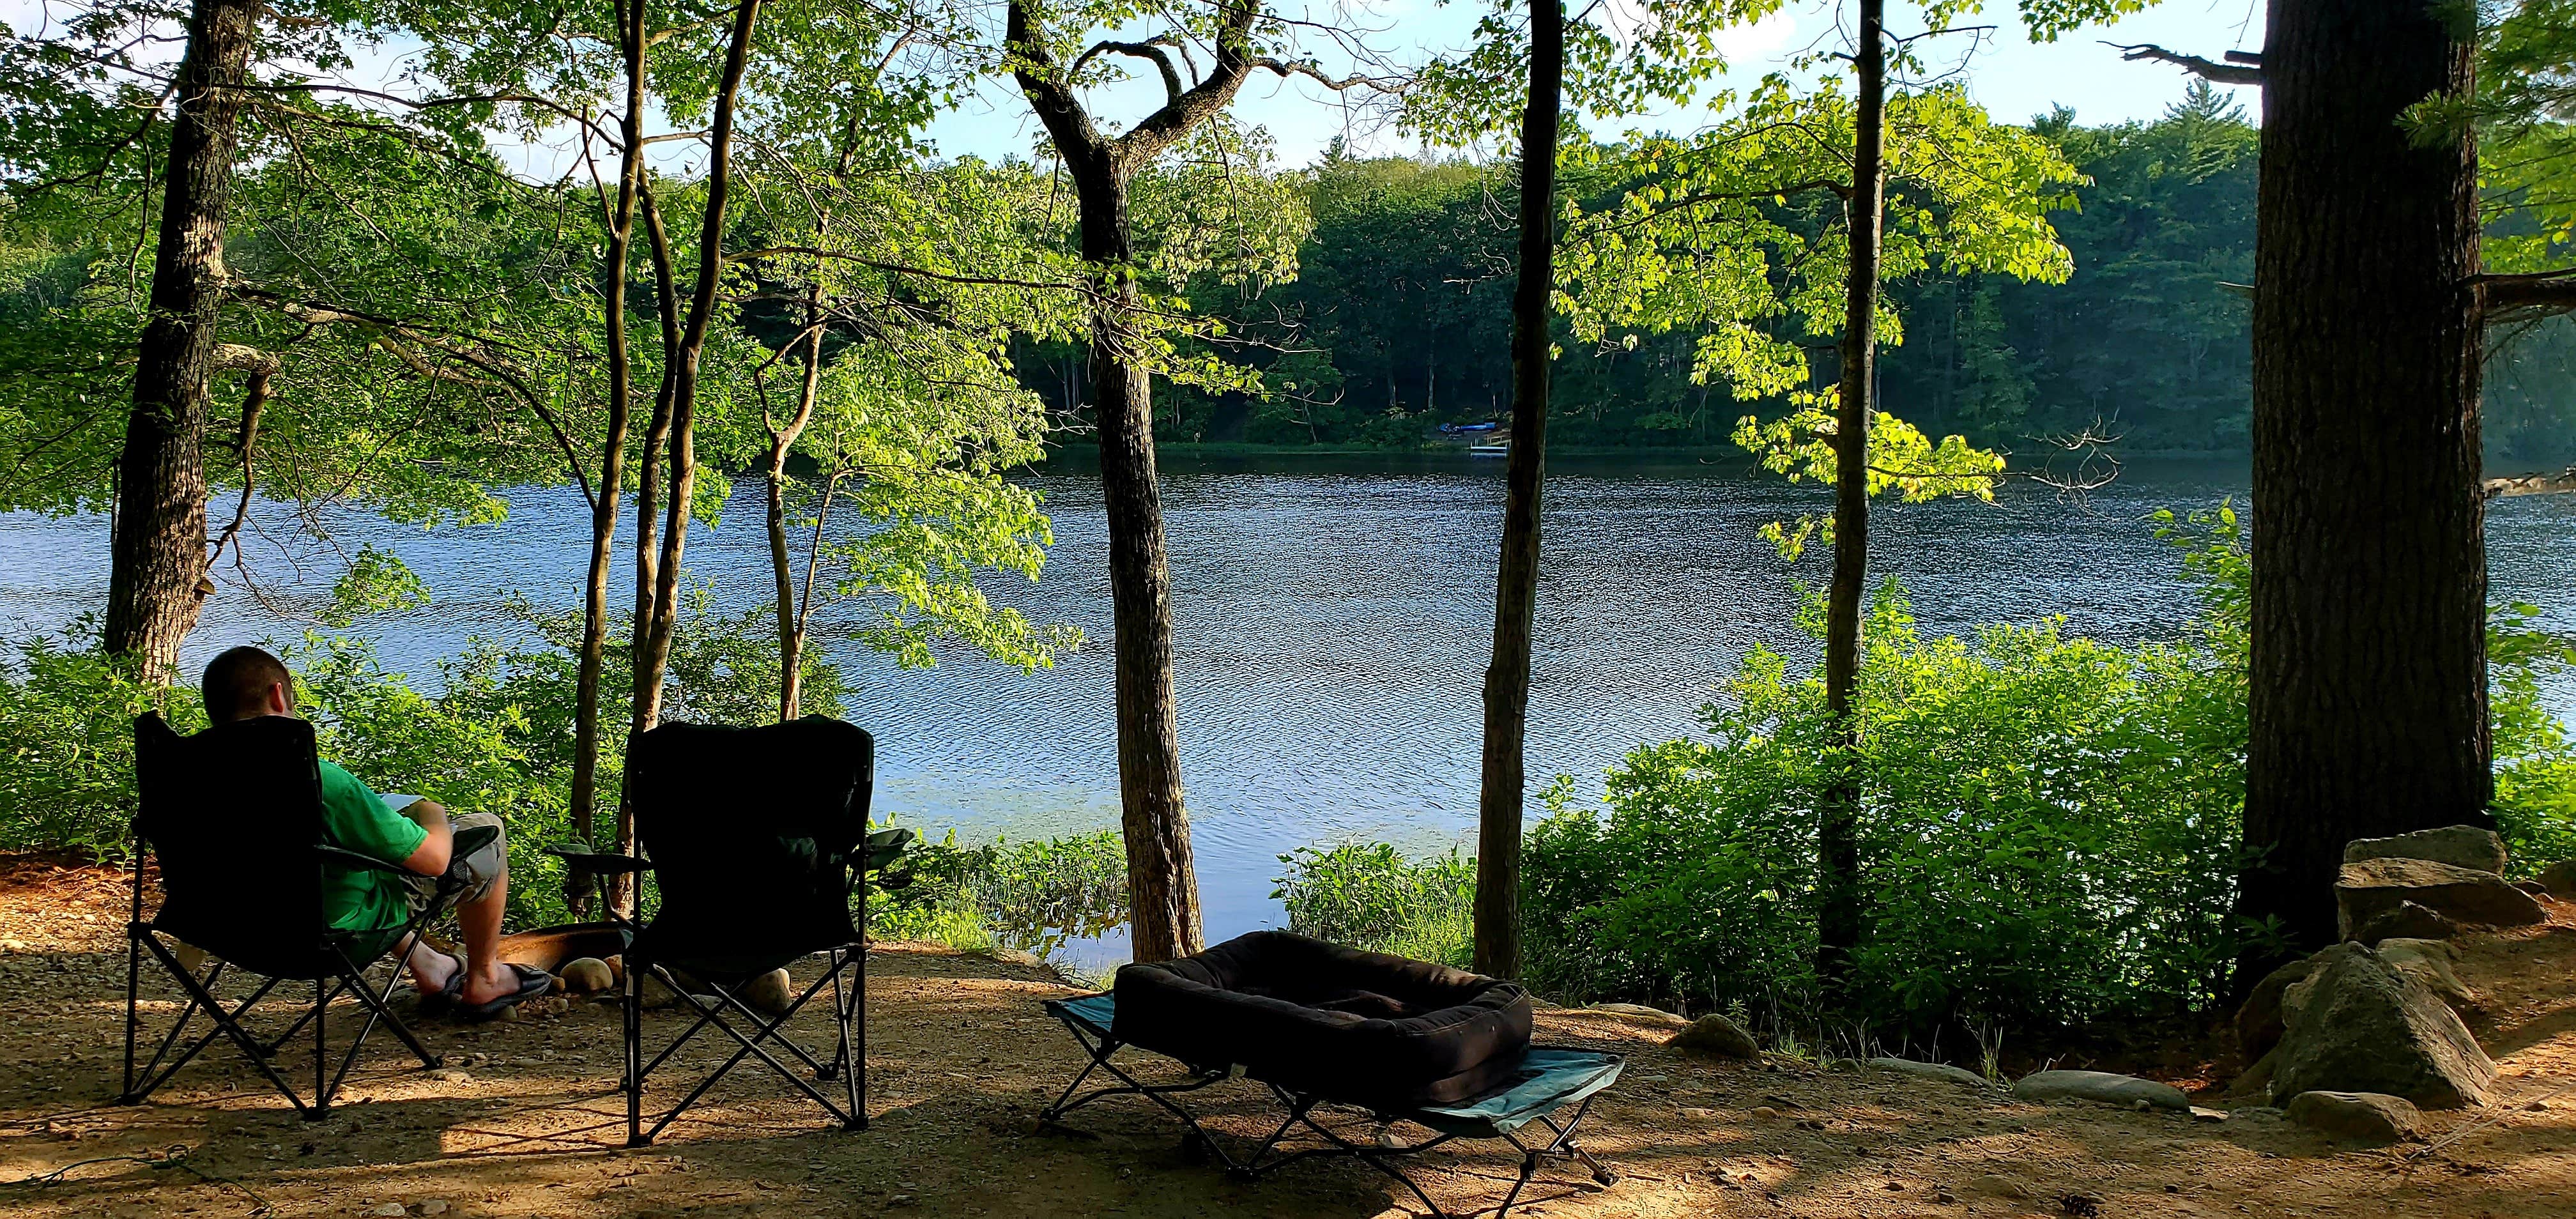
top-left (1039, 932), bottom-right (1623, 1218)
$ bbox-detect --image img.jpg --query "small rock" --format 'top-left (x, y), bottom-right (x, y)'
top-left (426, 1070), bottom-right (471, 1084)
top-left (2535, 859), bottom-right (2576, 901)
top-left (2012, 1070), bottom-right (2188, 1111)
top-left (2189, 1106), bottom-right (2227, 1123)
top-left (2284, 1090), bottom-right (2423, 1144)
top-left (739, 969), bottom-right (793, 1016)
top-left (2349, 900), bottom-right (2467, 944)
top-left (1965, 1173), bottom-right (2029, 1200)
top-left (2336, 857), bottom-right (2545, 940)
top-left (418, 1203), bottom-right (449, 1217)
top-left (2513, 879), bottom-right (2551, 898)
top-left (2344, 825), bottom-right (2508, 874)
top-left (1667, 1013), bottom-right (1759, 1059)
top-left (1680, 1107), bottom-right (1720, 1120)
top-left (1750, 1105), bottom-right (1781, 1120)
top-left (365, 1206), bottom-right (408, 1218)
top-left (1934, 1189), bottom-right (1958, 1204)
top-left (1590, 1002), bottom-right (1689, 1029)
top-left (2236, 956), bottom-right (2317, 1061)
top-left (558, 958), bottom-right (615, 993)
top-left (1866, 1057), bottom-right (1991, 1089)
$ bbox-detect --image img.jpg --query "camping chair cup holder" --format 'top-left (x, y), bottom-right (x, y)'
top-left (117, 712), bottom-right (502, 1120)
top-left (545, 717), bottom-right (904, 1147)
top-left (1037, 933), bottom-right (1625, 1219)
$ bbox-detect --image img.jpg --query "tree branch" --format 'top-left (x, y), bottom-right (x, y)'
top-left (2106, 42), bottom-right (2264, 86)
top-left (2480, 269), bottom-right (2576, 322)
top-left (1073, 37), bottom-right (1185, 103)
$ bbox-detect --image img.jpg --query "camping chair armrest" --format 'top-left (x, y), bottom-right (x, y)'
top-left (545, 847), bottom-right (654, 875)
top-left (315, 843), bottom-right (413, 875)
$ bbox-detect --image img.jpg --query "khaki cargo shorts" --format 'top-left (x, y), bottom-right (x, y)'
top-left (400, 811), bottom-right (507, 914)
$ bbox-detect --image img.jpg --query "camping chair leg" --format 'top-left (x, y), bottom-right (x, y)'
top-left (310, 978), bottom-right (330, 1119)
top-left (134, 933), bottom-right (309, 1117)
top-left (625, 959), bottom-right (646, 1147)
top-left (635, 976), bottom-right (857, 1144)
top-left (119, 927), bottom-right (144, 1103)
top-left (337, 947), bottom-right (440, 1071)
top-left (831, 948), bottom-right (865, 1130)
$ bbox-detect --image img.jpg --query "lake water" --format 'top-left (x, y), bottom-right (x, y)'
top-left (6, 454), bottom-right (2573, 970)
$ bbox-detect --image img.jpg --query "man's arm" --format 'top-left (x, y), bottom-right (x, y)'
top-left (396, 799), bottom-right (454, 877)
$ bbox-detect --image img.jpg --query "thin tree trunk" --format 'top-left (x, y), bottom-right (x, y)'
top-left (1471, 0), bottom-right (1563, 981)
top-left (2236, 0), bottom-right (2488, 979)
top-left (568, 0), bottom-right (652, 916)
top-left (1817, 0), bottom-right (1887, 992)
top-left (104, 0), bottom-right (258, 680)
top-left (632, 0), bottom-right (762, 749)
top-left (1077, 162), bottom-right (1202, 961)
top-left (768, 288), bottom-right (827, 722)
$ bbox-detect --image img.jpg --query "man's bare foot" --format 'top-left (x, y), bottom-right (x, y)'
top-left (408, 945), bottom-right (464, 998)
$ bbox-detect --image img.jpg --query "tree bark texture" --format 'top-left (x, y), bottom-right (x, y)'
top-left (1816, 0), bottom-right (1886, 990)
top-left (105, 0), bottom-right (258, 680)
top-left (569, 0), bottom-right (652, 916)
top-left (2238, 0), bottom-right (2488, 975)
top-left (768, 288), bottom-right (826, 723)
top-left (1471, 0), bottom-right (1563, 983)
top-left (1005, 0), bottom-right (1293, 962)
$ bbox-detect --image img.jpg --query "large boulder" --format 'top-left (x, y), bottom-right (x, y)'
top-left (2349, 901), bottom-right (2467, 944)
top-left (2343, 825), bottom-right (2508, 875)
top-left (2237, 956), bottom-right (2317, 1061)
top-left (2271, 942), bottom-right (2495, 1108)
top-left (2012, 1070), bottom-right (2188, 1110)
top-left (2335, 857), bottom-right (2545, 940)
top-left (2536, 859), bottom-right (2576, 902)
top-left (1869, 1057), bottom-right (1993, 1089)
top-left (2375, 938), bottom-right (2480, 1018)
top-left (1667, 1013), bottom-right (1759, 1059)
top-left (2283, 1090), bottom-right (2424, 1144)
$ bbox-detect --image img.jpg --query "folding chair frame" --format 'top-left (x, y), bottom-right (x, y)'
top-left (553, 840), bottom-right (896, 1148)
top-left (1036, 997), bottom-right (1619, 1219)
top-left (619, 944), bottom-right (870, 1146)
top-left (118, 842), bottom-right (471, 1120)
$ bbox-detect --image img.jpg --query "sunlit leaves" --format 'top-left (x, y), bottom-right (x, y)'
top-left (1735, 397), bottom-right (2006, 559)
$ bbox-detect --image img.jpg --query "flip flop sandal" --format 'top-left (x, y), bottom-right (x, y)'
top-left (457, 963), bottom-right (556, 1022)
top-left (419, 953), bottom-right (468, 1011)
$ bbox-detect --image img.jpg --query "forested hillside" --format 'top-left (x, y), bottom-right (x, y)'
top-left (1036, 86), bottom-right (2576, 463)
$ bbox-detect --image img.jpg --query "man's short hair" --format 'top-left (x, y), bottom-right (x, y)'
top-left (202, 646), bottom-right (295, 723)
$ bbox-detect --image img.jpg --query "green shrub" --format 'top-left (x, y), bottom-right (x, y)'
top-left (0, 625), bottom-right (201, 857)
top-left (869, 828), bottom-right (1127, 958)
top-left (2492, 603), bottom-right (2576, 873)
top-left (1273, 842), bottom-right (1476, 967)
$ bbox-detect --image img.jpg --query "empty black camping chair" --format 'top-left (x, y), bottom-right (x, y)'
top-left (550, 717), bottom-right (909, 1146)
top-left (119, 713), bottom-right (496, 1118)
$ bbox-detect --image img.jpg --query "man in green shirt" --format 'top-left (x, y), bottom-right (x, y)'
top-left (203, 647), bottom-right (551, 1017)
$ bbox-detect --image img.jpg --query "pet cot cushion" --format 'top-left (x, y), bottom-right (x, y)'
top-left (1112, 931), bottom-right (1533, 1109)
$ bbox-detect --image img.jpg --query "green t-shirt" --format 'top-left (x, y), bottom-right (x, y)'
top-left (317, 760), bottom-right (427, 930)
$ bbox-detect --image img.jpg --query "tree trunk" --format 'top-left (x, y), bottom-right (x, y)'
top-left (768, 289), bottom-right (827, 723)
top-left (1071, 160), bottom-right (1203, 962)
top-left (2237, 0), bottom-right (2488, 977)
top-left (1816, 0), bottom-right (1886, 992)
top-left (569, 0), bottom-right (652, 916)
top-left (1471, 0), bottom-right (1563, 981)
top-left (104, 0), bottom-right (257, 680)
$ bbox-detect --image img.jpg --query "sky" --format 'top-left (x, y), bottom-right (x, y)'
top-left (918, 0), bottom-right (2269, 168)
top-left (2, 0), bottom-right (2269, 179)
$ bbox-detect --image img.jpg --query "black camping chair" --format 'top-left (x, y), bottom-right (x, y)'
top-left (549, 717), bottom-right (910, 1146)
top-left (119, 712), bottom-right (497, 1119)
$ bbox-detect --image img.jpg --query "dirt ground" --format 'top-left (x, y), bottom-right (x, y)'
top-left (4, 851), bottom-right (2573, 1218)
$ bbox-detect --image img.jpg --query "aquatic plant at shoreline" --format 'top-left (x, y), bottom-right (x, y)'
top-left (1273, 842), bottom-right (1476, 969)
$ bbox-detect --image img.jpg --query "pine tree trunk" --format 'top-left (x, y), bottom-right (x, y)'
top-left (104, 0), bottom-right (257, 680)
top-left (1817, 0), bottom-right (1887, 991)
top-left (1072, 160), bottom-right (1203, 962)
top-left (1471, 0), bottom-right (1563, 981)
top-left (2237, 0), bottom-right (2488, 976)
